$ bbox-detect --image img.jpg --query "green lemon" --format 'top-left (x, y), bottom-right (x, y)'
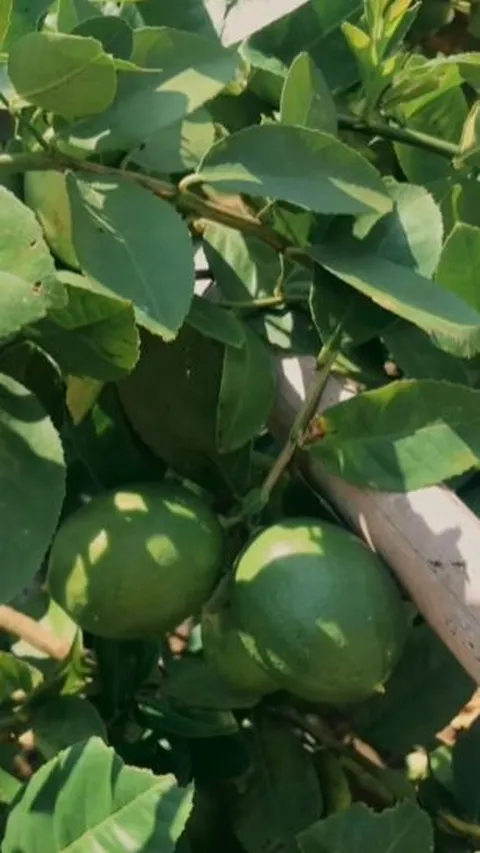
top-left (201, 578), bottom-right (277, 697)
top-left (47, 483), bottom-right (224, 639)
top-left (232, 518), bottom-right (409, 705)
top-left (24, 170), bottom-right (80, 270)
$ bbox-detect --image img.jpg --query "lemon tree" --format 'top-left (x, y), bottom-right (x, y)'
top-left (1, 2), bottom-right (480, 853)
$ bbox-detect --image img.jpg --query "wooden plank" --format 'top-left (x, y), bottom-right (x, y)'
top-left (270, 355), bottom-right (480, 684)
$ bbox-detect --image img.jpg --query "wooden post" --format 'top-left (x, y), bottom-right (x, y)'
top-left (270, 355), bottom-right (480, 685)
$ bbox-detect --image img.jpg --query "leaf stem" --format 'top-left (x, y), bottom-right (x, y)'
top-left (258, 326), bottom-right (342, 505)
top-left (338, 113), bottom-right (460, 159)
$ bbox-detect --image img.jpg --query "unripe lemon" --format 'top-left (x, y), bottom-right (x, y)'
top-left (47, 483), bottom-right (224, 639)
top-left (201, 578), bottom-right (277, 697)
top-left (232, 518), bottom-right (409, 705)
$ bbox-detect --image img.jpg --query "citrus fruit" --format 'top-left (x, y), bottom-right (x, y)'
top-left (201, 578), bottom-right (277, 697)
top-left (24, 170), bottom-right (80, 269)
top-left (47, 482), bottom-right (224, 640)
top-left (232, 518), bottom-right (409, 705)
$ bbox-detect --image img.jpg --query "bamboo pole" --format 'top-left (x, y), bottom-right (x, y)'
top-left (270, 355), bottom-right (480, 685)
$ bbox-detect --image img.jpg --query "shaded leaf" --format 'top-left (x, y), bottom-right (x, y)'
top-left (32, 696), bottom-right (107, 759)
top-left (2, 737), bottom-right (194, 853)
top-left (8, 31), bottom-right (116, 119)
top-left (249, 305), bottom-right (320, 354)
top-left (217, 327), bottom-right (276, 453)
top-left (310, 241), bottom-right (480, 358)
top-left (64, 27), bottom-right (239, 152)
top-left (280, 51), bottom-right (337, 134)
top-left (203, 221), bottom-right (281, 301)
top-left (0, 373), bottom-right (65, 604)
top-left (130, 107), bottom-right (216, 174)
top-left (351, 623), bottom-right (475, 756)
top-left (72, 15), bottom-right (134, 61)
top-left (56, 0), bottom-right (96, 33)
top-left (68, 174), bottom-right (194, 341)
top-left (232, 713), bottom-right (323, 853)
top-left (31, 271), bottom-right (140, 381)
top-left (187, 295), bottom-right (246, 348)
top-left (165, 655), bottom-right (260, 710)
top-left (452, 717), bottom-right (480, 821)
top-left (308, 379), bottom-right (480, 491)
top-left (436, 223), bottom-right (480, 313)
top-left (383, 321), bottom-right (474, 385)
top-left (197, 125), bottom-right (393, 216)
top-left (355, 180), bottom-right (444, 278)
top-left (298, 800), bottom-right (433, 853)
top-left (70, 384), bottom-right (166, 492)
top-left (118, 326), bottom-right (251, 497)
top-left (137, 695), bottom-right (238, 739)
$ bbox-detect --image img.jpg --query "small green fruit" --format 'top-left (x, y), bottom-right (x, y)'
top-left (232, 518), bottom-right (409, 705)
top-left (47, 483), bottom-right (224, 639)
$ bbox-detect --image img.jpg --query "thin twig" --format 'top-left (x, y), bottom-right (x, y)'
top-left (338, 113), bottom-right (460, 159)
top-left (0, 605), bottom-right (71, 661)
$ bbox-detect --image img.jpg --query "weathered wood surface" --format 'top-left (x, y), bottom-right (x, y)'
top-left (270, 355), bottom-right (480, 685)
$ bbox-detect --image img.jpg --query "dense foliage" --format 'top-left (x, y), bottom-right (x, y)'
top-left (3, 0), bottom-right (480, 850)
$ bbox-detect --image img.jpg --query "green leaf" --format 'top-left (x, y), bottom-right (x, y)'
top-left (383, 321), bottom-right (473, 385)
top-left (67, 174), bottom-right (194, 341)
top-left (64, 27), bottom-right (239, 152)
top-left (245, 0), bottom-right (361, 96)
top-left (0, 0), bottom-right (11, 51)
top-left (32, 271), bottom-right (140, 381)
top-left (351, 622), bottom-right (475, 756)
top-left (133, 0), bottom-right (219, 38)
top-left (452, 717), bottom-right (480, 820)
top-left (32, 696), bottom-right (107, 759)
top-left (203, 222), bottom-right (281, 302)
top-left (394, 82), bottom-right (467, 185)
top-left (232, 713), bottom-right (323, 853)
top-left (72, 15), bottom-right (134, 61)
top-left (436, 223), bottom-right (480, 313)
top-left (129, 107), bottom-right (216, 174)
top-left (118, 326), bottom-right (252, 497)
top-left (164, 656), bottom-right (260, 710)
top-left (137, 695), bottom-right (239, 739)
top-left (298, 801), bottom-right (433, 853)
top-left (217, 327), bottom-right (276, 453)
top-left (0, 373), bottom-right (65, 604)
top-left (280, 51), bottom-right (337, 134)
top-left (0, 651), bottom-right (43, 708)
top-left (2, 737), bottom-right (194, 853)
top-left (187, 295), bottom-right (246, 348)
top-left (310, 241), bottom-right (480, 358)
top-left (197, 125), bottom-right (393, 216)
top-left (8, 32), bottom-right (117, 119)
top-left (3, 0), bottom-right (50, 50)
top-left (70, 384), bottom-right (166, 491)
top-left (249, 305), bottom-right (320, 354)
top-left (355, 179), bottom-right (444, 278)
top-left (0, 185), bottom-right (61, 339)
top-left (56, 0), bottom-right (97, 33)
top-left (307, 378), bottom-right (480, 491)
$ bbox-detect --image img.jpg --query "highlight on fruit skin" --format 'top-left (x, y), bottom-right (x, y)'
top-left (229, 517), bottom-right (410, 706)
top-left (47, 482), bottom-right (224, 640)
